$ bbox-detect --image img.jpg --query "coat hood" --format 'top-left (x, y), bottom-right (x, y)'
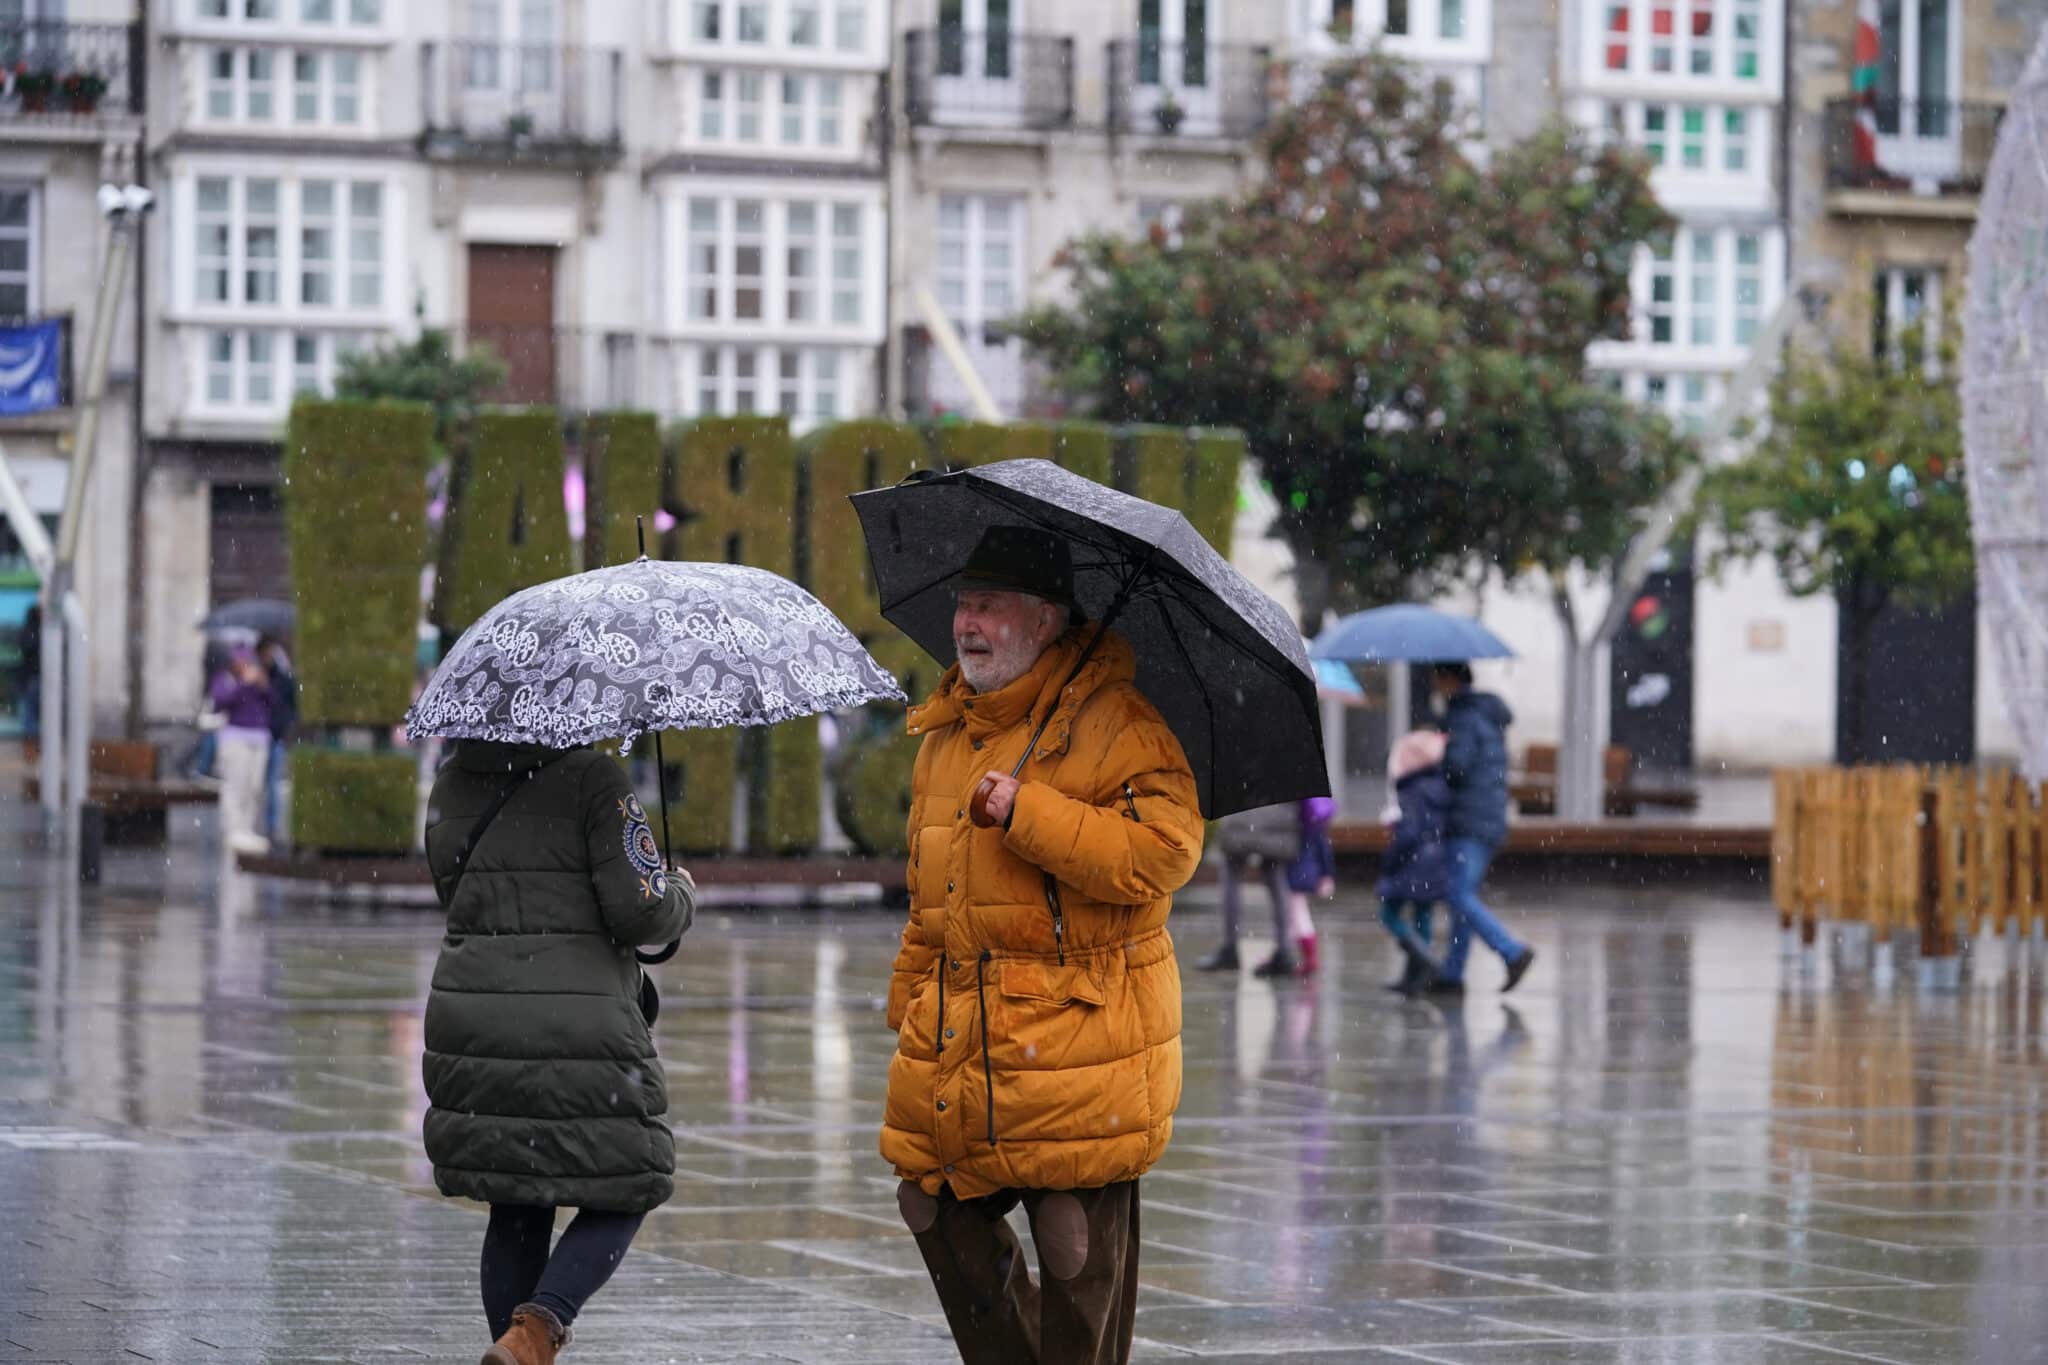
top-left (1448, 689), bottom-right (1514, 731)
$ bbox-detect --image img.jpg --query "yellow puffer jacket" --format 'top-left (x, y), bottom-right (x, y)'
top-left (882, 625), bottom-right (1205, 1198)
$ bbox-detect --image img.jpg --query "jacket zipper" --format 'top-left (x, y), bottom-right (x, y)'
top-left (976, 949), bottom-right (996, 1145)
top-left (1122, 782), bottom-right (1141, 821)
top-left (1043, 874), bottom-right (1066, 966)
top-left (936, 962), bottom-right (945, 1055)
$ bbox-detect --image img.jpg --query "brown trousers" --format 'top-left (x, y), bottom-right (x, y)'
top-left (898, 1179), bottom-right (1142, 1365)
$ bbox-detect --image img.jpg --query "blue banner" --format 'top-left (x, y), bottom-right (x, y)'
top-left (0, 320), bottom-right (63, 416)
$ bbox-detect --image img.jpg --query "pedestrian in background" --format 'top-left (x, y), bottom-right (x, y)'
top-left (1203, 801), bottom-right (1306, 976)
top-left (258, 635), bottom-right (297, 842)
top-left (1377, 728), bottom-right (1450, 996)
top-left (1284, 795), bottom-right (1338, 976)
top-left (1430, 663), bottom-right (1536, 996)
top-left (423, 740), bottom-right (694, 1365)
top-left (209, 645), bottom-right (273, 857)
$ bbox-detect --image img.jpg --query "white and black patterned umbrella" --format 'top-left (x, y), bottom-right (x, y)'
top-left (408, 558), bottom-right (905, 752)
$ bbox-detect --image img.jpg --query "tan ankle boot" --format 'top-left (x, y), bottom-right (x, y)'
top-left (480, 1302), bottom-right (569, 1365)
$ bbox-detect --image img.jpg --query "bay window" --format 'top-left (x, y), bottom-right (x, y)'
top-left (186, 171), bottom-right (389, 317)
top-left (1596, 0), bottom-right (1773, 84)
top-left (201, 46), bottom-right (370, 132)
top-left (1629, 225), bottom-right (1777, 352)
top-left (674, 192), bottom-right (873, 332)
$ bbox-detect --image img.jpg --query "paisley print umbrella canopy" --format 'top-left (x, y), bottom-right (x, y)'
top-left (406, 558), bottom-right (906, 749)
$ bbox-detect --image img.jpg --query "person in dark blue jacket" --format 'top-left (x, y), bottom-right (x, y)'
top-left (1433, 663), bottom-right (1537, 996)
top-left (1378, 729), bottom-right (1450, 996)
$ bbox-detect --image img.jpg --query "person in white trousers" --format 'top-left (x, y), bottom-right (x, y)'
top-left (209, 648), bottom-right (274, 857)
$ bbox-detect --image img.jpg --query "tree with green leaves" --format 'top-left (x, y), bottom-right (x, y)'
top-left (334, 325), bottom-right (507, 456)
top-left (1705, 330), bottom-right (1969, 763)
top-left (1017, 53), bottom-right (1685, 630)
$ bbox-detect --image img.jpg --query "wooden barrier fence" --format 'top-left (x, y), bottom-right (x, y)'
top-left (1774, 767), bottom-right (2048, 956)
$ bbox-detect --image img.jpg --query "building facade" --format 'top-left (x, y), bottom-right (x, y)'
top-left (888, 0), bottom-right (1285, 418)
top-left (136, 0), bottom-right (893, 730)
top-left (0, 0), bottom-right (145, 735)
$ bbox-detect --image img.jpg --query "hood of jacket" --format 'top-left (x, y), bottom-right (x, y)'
top-left (1447, 689), bottom-right (1514, 731)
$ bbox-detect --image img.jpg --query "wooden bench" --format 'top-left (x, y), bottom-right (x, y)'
top-left (1510, 743), bottom-right (1699, 818)
top-left (24, 739), bottom-right (218, 844)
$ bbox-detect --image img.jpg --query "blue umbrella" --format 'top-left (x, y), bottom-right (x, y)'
top-left (1314, 658), bottom-right (1365, 698)
top-left (1311, 605), bottom-right (1514, 664)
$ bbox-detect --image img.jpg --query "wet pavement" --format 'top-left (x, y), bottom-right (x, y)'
top-left (6, 812), bottom-right (2048, 1363)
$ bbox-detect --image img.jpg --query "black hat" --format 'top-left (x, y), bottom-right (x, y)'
top-left (955, 525), bottom-right (1080, 614)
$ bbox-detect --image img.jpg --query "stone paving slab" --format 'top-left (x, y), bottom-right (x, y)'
top-left (6, 828), bottom-right (2048, 1361)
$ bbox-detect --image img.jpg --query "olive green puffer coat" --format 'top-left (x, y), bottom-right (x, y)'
top-left (421, 741), bottom-right (694, 1213)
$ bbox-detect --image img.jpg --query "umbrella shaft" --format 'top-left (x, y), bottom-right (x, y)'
top-left (653, 731), bottom-right (673, 869)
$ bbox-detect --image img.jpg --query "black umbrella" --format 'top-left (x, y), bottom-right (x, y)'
top-left (850, 459), bottom-right (1326, 818)
top-left (200, 598), bottom-right (294, 637)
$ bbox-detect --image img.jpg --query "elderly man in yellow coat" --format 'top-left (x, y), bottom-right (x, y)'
top-left (883, 524), bottom-right (1205, 1365)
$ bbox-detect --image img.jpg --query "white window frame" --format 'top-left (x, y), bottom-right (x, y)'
top-left (1587, 97), bottom-right (1774, 211)
top-left (1604, 223), bottom-right (1782, 364)
top-left (194, 45), bottom-right (375, 134)
top-left (0, 183), bottom-right (39, 318)
top-left (191, 325), bottom-right (375, 420)
top-left (183, 0), bottom-right (392, 41)
top-left (1582, 0), bottom-right (1780, 97)
top-left (685, 65), bottom-right (855, 156)
top-left (1296, 0), bottom-right (1492, 64)
top-left (659, 184), bottom-right (883, 341)
top-left (1136, 197), bottom-right (1185, 246)
top-left (1873, 265), bottom-right (1943, 369)
top-left (667, 0), bottom-right (884, 67)
top-left (676, 342), bottom-right (850, 427)
top-left (174, 165), bottom-right (399, 326)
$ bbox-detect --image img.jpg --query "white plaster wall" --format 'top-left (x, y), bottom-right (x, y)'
top-left (140, 462), bottom-right (211, 725)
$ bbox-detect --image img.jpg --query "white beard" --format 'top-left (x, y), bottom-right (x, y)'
top-left (956, 631), bottom-right (1043, 694)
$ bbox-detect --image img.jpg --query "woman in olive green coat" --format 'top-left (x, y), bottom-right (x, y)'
top-left (422, 740), bottom-right (694, 1365)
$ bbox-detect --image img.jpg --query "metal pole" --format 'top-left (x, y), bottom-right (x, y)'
top-left (53, 217), bottom-right (135, 573)
top-left (62, 591), bottom-right (91, 876)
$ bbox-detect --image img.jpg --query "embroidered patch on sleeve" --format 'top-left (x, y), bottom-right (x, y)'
top-left (620, 794), bottom-right (667, 900)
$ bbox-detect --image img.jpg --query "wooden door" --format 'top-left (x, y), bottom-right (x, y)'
top-left (209, 483), bottom-right (286, 609)
top-left (467, 243), bottom-right (557, 405)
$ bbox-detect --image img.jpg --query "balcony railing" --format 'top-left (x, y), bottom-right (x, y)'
top-left (0, 22), bottom-right (141, 123)
top-left (456, 324), bottom-right (646, 412)
top-left (1107, 40), bottom-right (1272, 140)
top-left (904, 29), bottom-right (1075, 132)
top-left (421, 42), bottom-right (623, 166)
top-left (1824, 98), bottom-right (2003, 197)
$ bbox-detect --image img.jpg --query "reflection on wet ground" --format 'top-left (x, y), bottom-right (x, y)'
top-left (5, 824), bottom-right (2048, 1363)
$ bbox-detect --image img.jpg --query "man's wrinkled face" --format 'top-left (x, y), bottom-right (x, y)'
top-left (953, 589), bottom-right (1063, 693)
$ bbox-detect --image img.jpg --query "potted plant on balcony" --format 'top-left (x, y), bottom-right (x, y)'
top-left (60, 71), bottom-right (108, 114)
top-left (13, 65), bottom-right (57, 113)
top-left (506, 110), bottom-right (535, 143)
top-left (1153, 91), bottom-right (1186, 134)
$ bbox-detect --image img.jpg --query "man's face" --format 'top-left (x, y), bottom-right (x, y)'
top-left (953, 589), bottom-right (1061, 692)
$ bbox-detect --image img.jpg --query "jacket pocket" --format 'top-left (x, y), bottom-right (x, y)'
top-left (998, 959), bottom-right (1106, 1008)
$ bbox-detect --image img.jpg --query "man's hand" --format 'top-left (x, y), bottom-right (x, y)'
top-left (975, 773), bottom-right (1022, 828)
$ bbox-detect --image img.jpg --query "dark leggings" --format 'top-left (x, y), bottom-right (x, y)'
top-left (481, 1204), bottom-right (644, 1339)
